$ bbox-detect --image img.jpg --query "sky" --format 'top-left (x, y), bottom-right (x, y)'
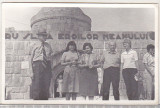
top-left (4, 6), bottom-right (155, 31)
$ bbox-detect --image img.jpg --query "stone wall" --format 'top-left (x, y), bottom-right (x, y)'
top-left (5, 31), bottom-right (154, 99)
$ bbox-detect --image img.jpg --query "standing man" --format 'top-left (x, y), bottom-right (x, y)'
top-left (121, 39), bottom-right (139, 100)
top-left (30, 30), bottom-right (53, 100)
top-left (101, 41), bottom-right (120, 100)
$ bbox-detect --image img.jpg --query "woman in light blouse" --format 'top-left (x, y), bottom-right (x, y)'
top-left (61, 41), bottom-right (80, 100)
top-left (79, 42), bottom-right (100, 100)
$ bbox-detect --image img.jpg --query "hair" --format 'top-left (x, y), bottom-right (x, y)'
top-left (147, 44), bottom-right (155, 52)
top-left (83, 42), bottom-right (93, 51)
top-left (65, 41), bottom-right (77, 52)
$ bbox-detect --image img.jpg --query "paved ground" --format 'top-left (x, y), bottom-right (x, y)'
top-left (49, 95), bottom-right (128, 100)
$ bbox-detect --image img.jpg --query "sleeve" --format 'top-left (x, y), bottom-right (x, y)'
top-left (101, 53), bottom-right (105, 63)
top-left (93, 53), bottom-right (99, 64)
top-left (49, 45), bottom-right (53, 54)
top-left (117, 53), bottom-right (121, 64)
top-left (79, 54), bottom-right (84, 64)
top-left (143, 54), bottom-right (148, 64)
top-left (98, 51), bottom-right (104, 62)
top-left (134, 51), bottom-right (138, 61)
top-left (121, 53), bottom-right (124, 63)
top-left (61, 52), bottom-right (66, 61)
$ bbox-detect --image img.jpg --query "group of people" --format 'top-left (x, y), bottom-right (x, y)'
top-left (30, 31), bottom-right (155, 101)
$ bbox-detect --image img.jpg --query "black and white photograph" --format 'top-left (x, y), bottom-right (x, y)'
top-left (2, 3), bottom-right (158, 104)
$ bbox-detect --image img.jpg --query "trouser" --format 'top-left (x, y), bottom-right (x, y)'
top-left (143, 72), bottom-right (153, 100)
top-left (30, 61), bottom-right (52, 100)
top-left (152, 83), bottom-right (155, 100)
top-left (122, 68), bottom-right (138, 100)
top-left (102, 67), bottom-right (120, 100)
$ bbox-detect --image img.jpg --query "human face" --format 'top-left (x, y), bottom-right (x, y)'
top-left (109, 42), bottom-right (116, 52)
top-left (149, 48), bottom-right (155, 56)
top-left (38, 35), bottom-right (47, 42)
top-left (59, 75), bottom-right (62, 79)
top-left (69, 45), bottom-right (75, 51)
top-left (123, 42), bottom-right (131, 50)
top-left (85, 45), bottom-right (92, 54)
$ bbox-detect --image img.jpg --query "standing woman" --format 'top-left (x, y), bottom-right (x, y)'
top-left (143, 44), bottom-right (155, 100)
top-left (121, 39), bottom-right (139, 100)
top-left (79, 43), bottom-right (100, 100)
top-left (61, 41), bottom-right (79, 100)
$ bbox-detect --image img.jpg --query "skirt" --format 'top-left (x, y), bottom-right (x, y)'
top-left (62, 66), bottom-right (79, 93)
top-left (79, 67), bottom-right (99, 96)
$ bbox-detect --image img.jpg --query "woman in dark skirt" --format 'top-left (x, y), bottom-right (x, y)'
top-left (61, 41), bottom-right (80, 100)
top-left (79, 43), bottom-right (100, 100)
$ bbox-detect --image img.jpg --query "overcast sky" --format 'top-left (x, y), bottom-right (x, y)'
top-left (4, 6), bottom-right (155, 31)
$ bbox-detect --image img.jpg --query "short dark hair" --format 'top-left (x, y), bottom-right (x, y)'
top-left (83, 42), bottom-right (93, 51)
top-left (65, 41), bottom-right (77, 52)
top-left (147, 44), bottom-right (154, 52)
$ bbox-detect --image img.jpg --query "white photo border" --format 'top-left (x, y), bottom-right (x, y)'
top-left (1, 3), bottom-right (159, 105)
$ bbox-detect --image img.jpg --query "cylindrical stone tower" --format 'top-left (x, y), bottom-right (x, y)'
top-left (30, 7), bottom-right (91, 34)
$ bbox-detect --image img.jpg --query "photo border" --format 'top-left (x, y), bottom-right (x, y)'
top-left (1, 2), bottom-right (159, 105)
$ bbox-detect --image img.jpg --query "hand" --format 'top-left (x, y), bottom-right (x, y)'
top-left (152, 74), bottom-right (154, 80)
top-left (84, 64), bottom-right (89, 67)
top-left (135, 72), bottom-right (140, 77)
top-left (71, 60), bottom-right (77, 65)
top-left (134, 75), bottom-right (138, 81)
top-left (120, 69), bottom-right (123, 81)
top-left (89, 65), bottom-right (93, 68)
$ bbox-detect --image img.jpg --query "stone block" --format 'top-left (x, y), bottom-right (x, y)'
top-left (5, 42), bottom-right (13, 49)
top-left (10, 86), bottom-right (29, 93)
top-left (21, 77), bottom-right (32, 86)
top-left (5, 55), bottom-right (14, 62)
top-left (11, 74), bottom-right (21, 86)
top-left (12, 50), bottom-right (18, 56)
top-left (25, 48), bottom-right (31, 55)
top-left (14, 42), bottom-right (25, 50)
top-left (5, 68), bottom-right (13, 74)
top-left (14, 56), bottom-right (20, 61)
top-left (5, 74), bottom-right (12, 87)
top-left (11, 87), bottom-right (20, 93)
top-left (21, 69), bottom-right (32, 77)
top-left (6, 55), bottom-right (20, 62)
top-left (5, 62), bottom-right (14, 68)
top-left (24, 55), bottom-right (30, 61)
top-left (5, 87), bottom-right (12, 100)
top-left (13, 62), bottom-right (21, 74)
top-left (24, 41), bottom-right (30, 49)
top-left (17, 50), bottom-right (25, 56)
top-left (24, 92), bottom-right (30, 99)
top-left (116, 40), bottom-right (124, 49)
top-left (20, 86), bottom-right (29, 93)
top-left (10, 93), bottom-right (24, 99)
top-left (93, 41), bottom-right (103, 49)
top-left (19, 56), bottom-right (25, 61)
top-left (5, 49), bottom-right (14, 55)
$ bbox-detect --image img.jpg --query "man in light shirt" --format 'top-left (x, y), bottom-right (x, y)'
top-left (30, 30), bottom-right (53, 100)
top-left (101, 41), bottom-right (120, 100)
top-left (121, 39), bottom-right (139, 100)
